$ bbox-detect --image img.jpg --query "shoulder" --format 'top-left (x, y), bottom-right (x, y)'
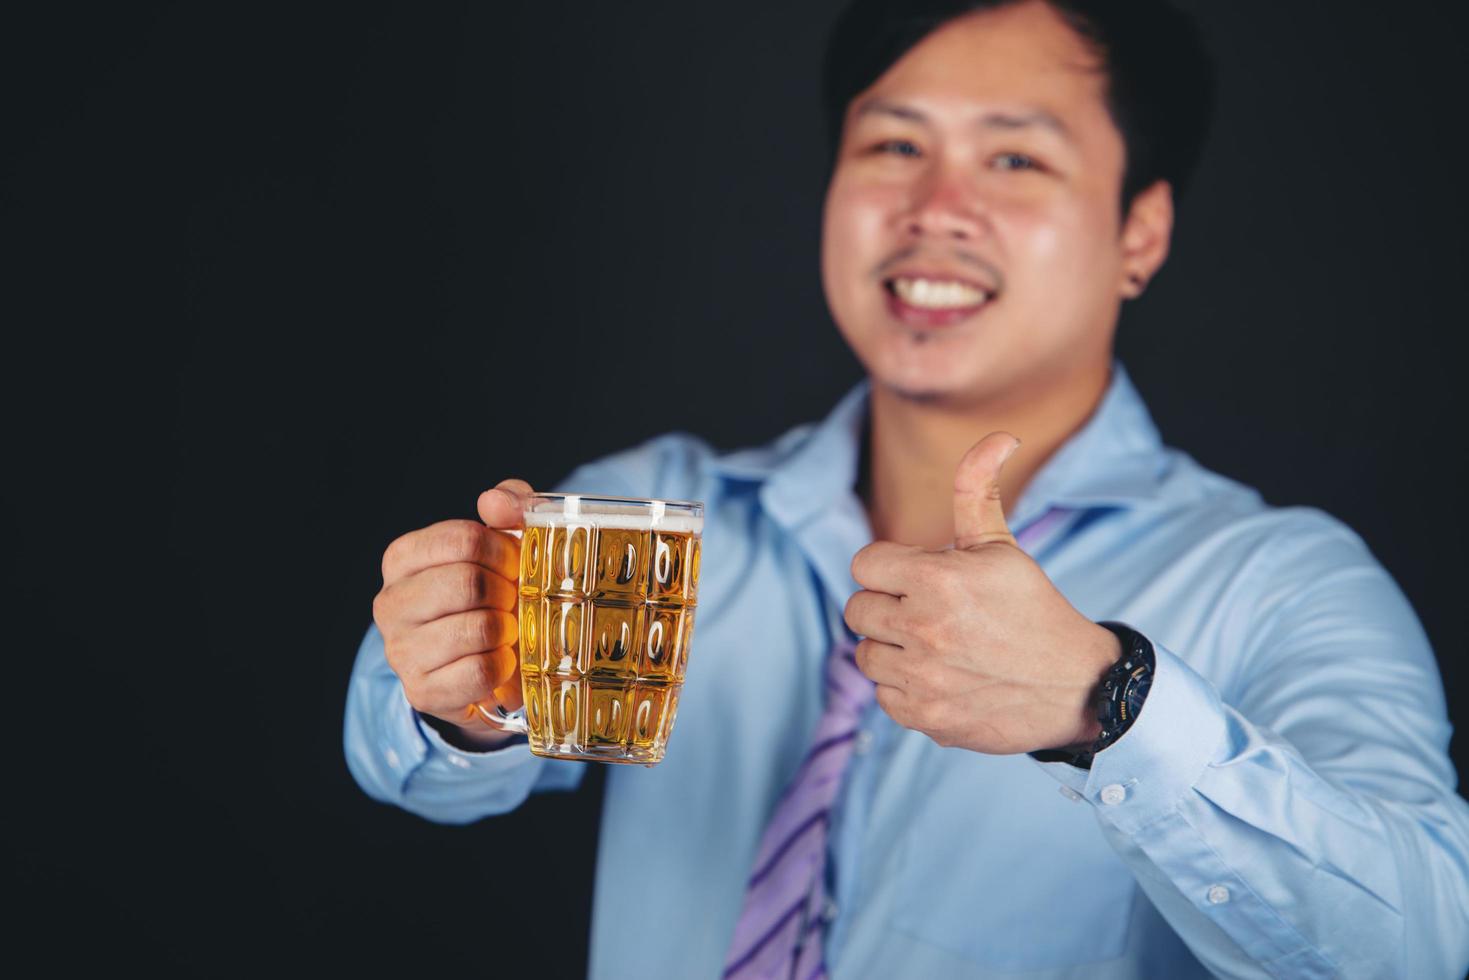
top-left (1156, 448), bottom-right (1377, 570)
top-left (1149, 449), bottom-right (1426, 663)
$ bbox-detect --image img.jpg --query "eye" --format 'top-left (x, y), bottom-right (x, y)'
top-left (872, 139), bottom-right (922, 158)
top-left (991, 152), bottom-right (1042, 172)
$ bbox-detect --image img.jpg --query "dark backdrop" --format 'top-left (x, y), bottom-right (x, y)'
top-left (6, 0), bottom-right (1467, 974)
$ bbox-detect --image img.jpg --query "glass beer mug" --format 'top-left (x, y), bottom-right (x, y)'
top-left (473, 493), bottom-right (703, 766)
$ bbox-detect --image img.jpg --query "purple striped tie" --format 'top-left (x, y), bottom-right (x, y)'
top-left (722, 510), bottom-right (1070, 980)
top-left (722, 631), bottom-right (869, 980)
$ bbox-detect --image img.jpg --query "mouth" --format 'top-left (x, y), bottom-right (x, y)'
top-left (882, 274), bottom-right (997, 329)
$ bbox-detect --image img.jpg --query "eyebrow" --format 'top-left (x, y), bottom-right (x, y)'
top-left (852, 98), bottom-right (1075, 143)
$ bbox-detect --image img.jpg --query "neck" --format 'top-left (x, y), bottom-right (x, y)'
top-left (861, 362), bottom-right (1112, 548)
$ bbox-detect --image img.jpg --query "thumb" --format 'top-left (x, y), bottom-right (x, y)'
top-left (953, 433), bottom-right (1020, 549)
top-left (477, 478), bottom-right (534, 529)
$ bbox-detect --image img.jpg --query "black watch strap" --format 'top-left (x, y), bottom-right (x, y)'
top-left (1029, 622), bottom-right (1155, 771)
top-left (1088, 621), bottom-right (1155, 761)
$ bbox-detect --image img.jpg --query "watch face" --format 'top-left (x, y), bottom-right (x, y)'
top-left (1094, 624), bottom-right (1155, 751)
top-left (1121, 669), bottom-right (1151, 725)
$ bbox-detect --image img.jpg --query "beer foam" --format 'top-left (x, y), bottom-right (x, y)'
top-left (524, 495), bottom-right (702, 533)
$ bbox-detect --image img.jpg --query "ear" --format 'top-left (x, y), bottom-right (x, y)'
top-left (1118, 179), bottom-right (1174, 300)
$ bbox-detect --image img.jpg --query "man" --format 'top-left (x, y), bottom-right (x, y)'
top-left (345, 0), bottom-right (1469, 976)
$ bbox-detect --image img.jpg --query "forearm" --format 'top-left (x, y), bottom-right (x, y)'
top-left (1037, 643), bottom-right (1469, 977)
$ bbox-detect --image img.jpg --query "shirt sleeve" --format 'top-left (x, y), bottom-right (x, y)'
top-left (342, 622), bottom-right (584, 824)
top-left (1034, 515), bottom-right (1469, 978)
top-left (340, 445), bottom-right (698, 824)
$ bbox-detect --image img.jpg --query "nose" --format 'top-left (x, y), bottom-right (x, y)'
top-left (901, 167), bottom-right (983, 241)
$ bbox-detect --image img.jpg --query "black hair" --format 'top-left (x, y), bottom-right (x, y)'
top-left (821, 0), bottom-right (1216, 214)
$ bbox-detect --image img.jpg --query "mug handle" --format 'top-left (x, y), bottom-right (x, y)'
top-left (466, 525), bottom-right (528, 736)
top-left (469, 697), bottom-right (528, 735)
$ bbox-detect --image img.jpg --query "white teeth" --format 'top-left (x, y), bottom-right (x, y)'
top-left (891, 276), bottom-right (989, 309)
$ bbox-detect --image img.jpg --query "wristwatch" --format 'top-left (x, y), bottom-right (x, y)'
top-left (1091, 621), bottom-right (1155, 758)
top-left (1031, 621), bottom-right (1155, 770)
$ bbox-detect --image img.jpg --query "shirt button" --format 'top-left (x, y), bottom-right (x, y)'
top-left (384, 747), bottom-right (401, 770)
top-left (1207, 885), bottom-right (1230, 906)
top-left (1099, 783), bottom-right (1127, 806)
top-left (854, 731), bottom-right (874, 755)
top-left (824, 899), bottom-right (840, 922)
top-left (448, 754), bottom-right (470, 769)
top-left (1059, 786), bottom-right (1084, 803)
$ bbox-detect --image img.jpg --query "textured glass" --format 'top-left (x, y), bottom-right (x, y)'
top-left (517, 506), bottom-right (700, 765)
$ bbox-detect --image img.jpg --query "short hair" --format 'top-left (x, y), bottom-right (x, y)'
top-left (821, 0), bottom-right (1216, 215)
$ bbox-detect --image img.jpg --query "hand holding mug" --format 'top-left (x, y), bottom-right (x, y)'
top-left (372, 479), bottom-right (534, 749)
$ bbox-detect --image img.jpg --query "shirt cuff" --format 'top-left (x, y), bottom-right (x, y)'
top-left (381, 683), bottom-right (544, 790)
top-left (1032, 640), bottom-right (1228, 833)
top-left (414, 703), bottom-right (530, 760)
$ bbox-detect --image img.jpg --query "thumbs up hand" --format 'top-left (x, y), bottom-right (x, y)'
top-left (844, 433), bottom-right (1122, 756)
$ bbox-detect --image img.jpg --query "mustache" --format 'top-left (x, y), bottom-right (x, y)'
top-left (874, 245), bottom-right (1005, 293)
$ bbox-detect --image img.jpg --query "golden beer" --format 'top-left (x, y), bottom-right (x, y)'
top-left (511, 495), bottom-right (702, 765)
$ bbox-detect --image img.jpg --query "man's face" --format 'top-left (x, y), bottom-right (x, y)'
top-left (821, 0), bottom-right (1138, 408)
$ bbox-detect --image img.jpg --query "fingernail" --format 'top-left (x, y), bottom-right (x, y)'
top-left (1001, 437), bottom-right (1021, 464)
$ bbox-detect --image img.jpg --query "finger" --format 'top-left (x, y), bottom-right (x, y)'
top-left (477, 478), bottom-right (535, 530)
top-left (412, 647), bottom-right (518, 717)
top-left (853, 637), bottom-right (905, 687)
top-left (843, 590), bottom-right (906, 644)
top-left (382, 520), bottom-right (521, 585)
top-left (873, 683), bottom-right (911, 725)
top-left (461, 674), bottom-right (526, 725)
top-left (379, 562), bottom-right (518, 628)
top-left (489, 674), bottom-right (524, 713)
top-left (953, 432), bottom-right (1020, 550)
top-left (406, 609), bottom-right (519, 672)
top-left (850, 540), bottom-right (923, 595)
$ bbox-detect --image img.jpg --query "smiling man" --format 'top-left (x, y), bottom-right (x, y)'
top-left (345, 1), bottom-right (1469, 977)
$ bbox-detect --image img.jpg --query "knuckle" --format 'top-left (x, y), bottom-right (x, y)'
top-left (474, 610), bottom-right (511, 649)
top-left (875, 686), bottom-right (901, 720)
top-left (440, 520), bottom-right (482, 562)
top-left (456, 563), bottom-right (487, 607)
top-left (382, 638), bottom-right (403, 673)
top-left (481, 529), bottom-right (506, 570)
top-left (459, 610), bottom-right (490, 649)
top-left (470, 653), bottom-right (498, 697)
top-left (403, 679), bottom-right (444, 718)
top-left (884, 602), bottom-right (909, 639)
top-left (383, 638), bottom-right (414, 680)
top-left (381, 531), bottom-right (412, 580)
top-left (401, 685), bottom-right (426, 713)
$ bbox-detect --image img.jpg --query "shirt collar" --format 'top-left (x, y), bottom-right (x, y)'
top-left (708, 361), bottom-right (1171, 533)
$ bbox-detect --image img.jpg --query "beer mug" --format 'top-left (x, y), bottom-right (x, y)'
top-left (473, 493), bottom-right (703, 766)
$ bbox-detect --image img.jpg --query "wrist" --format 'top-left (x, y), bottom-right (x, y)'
top-left (419, 710), bottom-right (519, 752)
top-left (1063, 623), bottom-right (1122, 750)
top-left (1089, 622), bottom-right (1156, 756)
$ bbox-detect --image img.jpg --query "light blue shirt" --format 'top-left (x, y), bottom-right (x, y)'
top-left (344, 365), bottom-right (1469, 978)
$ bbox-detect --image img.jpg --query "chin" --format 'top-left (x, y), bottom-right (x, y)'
top-left (855, 339), bottom-right (984, 406)
top-left (869, 363), bottom-right (983, 407)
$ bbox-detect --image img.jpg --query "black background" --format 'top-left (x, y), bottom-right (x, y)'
top-left (6, 1), bottom-right (1467, 974)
